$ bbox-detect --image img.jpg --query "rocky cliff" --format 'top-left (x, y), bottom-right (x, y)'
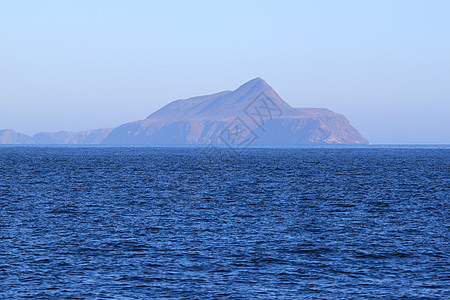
top-left (0, 78), bottom-right (368, 145)
top-left (102, 78), bottom-right (368, 145)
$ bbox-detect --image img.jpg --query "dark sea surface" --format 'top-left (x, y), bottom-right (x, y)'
top-left (0, 146), bottom-right (449, 299)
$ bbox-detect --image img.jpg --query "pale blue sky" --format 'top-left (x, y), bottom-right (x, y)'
top-left (1, 0), bottom-right (449, 143)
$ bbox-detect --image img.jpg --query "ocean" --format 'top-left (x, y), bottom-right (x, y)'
top-left (0, 146), bottom-right (449, 299)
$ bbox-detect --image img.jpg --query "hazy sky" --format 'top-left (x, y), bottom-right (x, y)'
top-left (1, 0), bottom-right (449, 143)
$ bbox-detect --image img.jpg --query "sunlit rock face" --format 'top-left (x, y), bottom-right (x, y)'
top-left (1, 78), bottom-right (368, 145)
top-left (0, 129), bottom-right (33, 144)
top-left (103, 78), bottom-right (368, 145)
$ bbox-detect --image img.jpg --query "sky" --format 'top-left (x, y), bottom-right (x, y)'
top-left (1, 0), bottom-right (449, 144)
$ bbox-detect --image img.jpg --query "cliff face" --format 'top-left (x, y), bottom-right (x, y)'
top-left (32, 128), bottom-right (113, 145)
top-left (102, 78), bottom-right (368, 145)
top-left (0, 78), bottom-right (368, 145)
top-left (0, 129), bottom-right (33, 144)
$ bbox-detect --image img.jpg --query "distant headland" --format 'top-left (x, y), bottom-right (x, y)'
top-left (0, 78), bottom-right (368, 145)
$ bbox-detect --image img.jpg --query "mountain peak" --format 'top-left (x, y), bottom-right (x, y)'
top-left (0, 129), bottom-right (33, 144)
top-left (246, 77), bottom-right (266, 84)
top-left (236, 77), bottom-right (271, 92)
top-left (1, 78), bottom-right (368, 145)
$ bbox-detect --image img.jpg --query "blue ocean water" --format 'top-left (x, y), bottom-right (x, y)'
top-left (0, 146), bottom-right (449, 299)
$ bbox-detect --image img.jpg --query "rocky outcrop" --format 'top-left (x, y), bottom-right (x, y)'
top-left (0, 129), bottom-right (33, 144)
top-left (0, 78), bottom-right (368, 145)
top-left (102, 78), bottom-right (368, 145)
top-left (33, 128), bottom-right (113, 144)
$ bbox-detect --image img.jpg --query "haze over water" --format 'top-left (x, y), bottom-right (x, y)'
top-left (1, 1), bottom-right (449, 143)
